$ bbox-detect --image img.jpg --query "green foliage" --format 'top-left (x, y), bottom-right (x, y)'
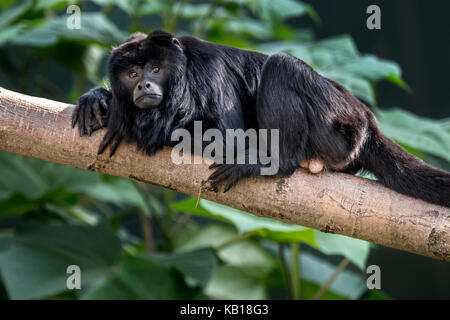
top-left (0, 223), bottom-right (121, 299)
top-left (11, 13), bottom-right (127, 46)
top-left (173, 198), bottom-right (371, 270)
top-left (82, 254), bottom-right (203, 299)
top-left (376, 108), bottom-right (450, 163)
top-left (173, 197), bottom-right (315, 244)
top-left (0, 0), bottom-right (446, 300)
top-left (142, 248), bottom-right (218, 286)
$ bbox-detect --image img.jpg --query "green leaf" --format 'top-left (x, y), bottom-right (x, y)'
top-left (0, 230), bottom-right (14, 254)
top-left (175, 224), bottom-right (277, 275)
top-left (312, 35), bottom-right (359, 58)
top-left (172, 198), bottom-right (316, 245)
top-left (0, 193), bottom-right (35, 218)
top-left (175, 3), bottom-right (211, 19)
top-left (34, 0), bottom-right (69, 10)
top-left (137, 0), bottom-right (172, 16)
top-left (0, 152), bottom-right (106, 220)
top-left (0, 0), bottom-right (14, 9)
top-left (300, 279), bottom-right (348, 300)
top-left (205, 266), bottom-right (267, 299)
top-left (223, 19), bottom-right (273, 40)
top-left (323, 72), bottom-right (375, 105)
top-left (46, 204), bottom-right (99, 226)
top-left (0, 152), bottom-right (47, 199)
top-left (83, 44), bottom-right (107, 84)
top-left (0, 0), bottom-right (32, 29)
top-left (314, 232), bottom-right (371, 271)
top-left (361, 289), bottom-right (390, 300)
top-left (12, 13), bottom-right (127, 47)
top-left (310, 48), bottom-right (335, 68)
top-left (0, 23), bottom-right (26, 45)
top-left (9, 22), bottom-right (58, 46)
top-left (0, 223), bottom-right (121, 299)
top-left (338, 55), bottom-right (402, 82)
top-left (92, 0), bottom-right (140, 15)
top-left (331, 55), bottom-right (409, 91)
top-left (266, 243), bottom-right (367, 298)
top-left (141, 248), bottom-right (218, 286)
top-left (82, 255), bottom-right (201, 299)
top-left (175, 223), bottom-right (237, 251)
top-left (259, 41), bottom-right (313, 65)
top-left (385, 74), bottom-right (411, 92)
top-left (376, 108), bottom-right (450, 163)
top-left (245, 0), bottom-right (316, 25)
top-left (173, 199), bottom-right (370, 267)
top-left (81, 178), bottom-right (147, 211)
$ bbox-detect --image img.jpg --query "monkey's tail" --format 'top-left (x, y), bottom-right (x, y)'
top-left (361, 128), bottom-right (450, 207)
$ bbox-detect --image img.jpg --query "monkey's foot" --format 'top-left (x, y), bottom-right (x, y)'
top-left (204, 163), bottom-right (256, 193)
top-left (300, 159), bottom-right (324, 174)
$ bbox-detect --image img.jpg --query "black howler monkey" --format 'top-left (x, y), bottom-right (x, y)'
top-left (72, 30), bottom-right (450, 208)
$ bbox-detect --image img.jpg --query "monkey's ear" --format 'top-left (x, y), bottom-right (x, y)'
top-left (125, 32), bottom-right (147, 43)
top-left (172, 38), bottom-right (181, 47)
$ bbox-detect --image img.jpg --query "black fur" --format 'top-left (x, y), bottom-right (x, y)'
top-left (72, 30), bottom-right (450, 207)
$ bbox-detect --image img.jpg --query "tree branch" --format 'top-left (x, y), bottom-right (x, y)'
top-left (0, 87), bottom-right (449, 261)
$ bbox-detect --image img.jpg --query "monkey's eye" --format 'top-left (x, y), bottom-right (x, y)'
top-left (152, 67), bottom-right (160, 74)
top-left (128, 71), bottom-right (138, 78)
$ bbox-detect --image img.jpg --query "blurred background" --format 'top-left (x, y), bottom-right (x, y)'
top-left (0, 0), bottom-right (448, 299)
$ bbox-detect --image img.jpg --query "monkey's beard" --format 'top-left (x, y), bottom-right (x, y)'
top-left (134, 105), bottom-right (162, 128)
top-left (130, 101), bottom-right (180, 152)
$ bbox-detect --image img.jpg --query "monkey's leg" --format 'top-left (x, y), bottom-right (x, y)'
top-left (206, 53), bottom-right (314, 191)
top-left (255, 52), bottom-right (315, 176)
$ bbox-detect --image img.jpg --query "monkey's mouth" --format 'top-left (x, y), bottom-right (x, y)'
top-left (135, 93), bottom-right (162, 102)
top-left (134, 94), bottom-right (163, 109)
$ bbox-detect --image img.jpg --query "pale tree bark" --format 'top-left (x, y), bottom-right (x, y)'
top-left (0, 87), bottom-right (449, 261)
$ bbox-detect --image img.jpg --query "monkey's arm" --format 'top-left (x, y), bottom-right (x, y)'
top-left (72, 87), bottom-right (112, 136)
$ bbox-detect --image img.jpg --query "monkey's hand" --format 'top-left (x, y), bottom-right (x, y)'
top-left (72, 87), bottom-right (112, 136)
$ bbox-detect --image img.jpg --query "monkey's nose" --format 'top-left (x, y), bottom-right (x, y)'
top-left (138, 82), bottom-right (151, 91)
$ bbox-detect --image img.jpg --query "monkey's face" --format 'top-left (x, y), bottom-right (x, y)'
top-left (119, 62), bottom-right (169, 109)
top-left (109, 30), bottom-right (185, 111)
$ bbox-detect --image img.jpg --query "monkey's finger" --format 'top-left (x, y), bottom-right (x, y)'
top-left (91, 122), bottom-right (102, 131)
top-left (209, 162), bottom-right (222, 169)
top-left (100, 99), bottom-right (109, 110)
top-left (201, 180), bottom-right (218, 192)
top-left (208, 165), bottom-right (234, 182)
top-left (84, 104), bottom-right (93, 136)
top-left (223, 176), bottom-right (239, 193)
top-left (203, 178), bottom-right (220, 190)
top-left (98, 132), bottom-right (114, 154)
top-left (204, 170), bottom-right (226, 189)
top-left (79, 106), bottom-right (86, 136)
top-left (72, 105), bottom-right (80, 128)
top-left (93, 101), bottom-right (104, 127)
top-left (109, 137), bottom-right (122, 157)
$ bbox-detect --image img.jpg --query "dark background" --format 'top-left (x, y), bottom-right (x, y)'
top-left (307, 0), bottom-right (450, 119)
top-left (304, 0), bottom-right (450, 299)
